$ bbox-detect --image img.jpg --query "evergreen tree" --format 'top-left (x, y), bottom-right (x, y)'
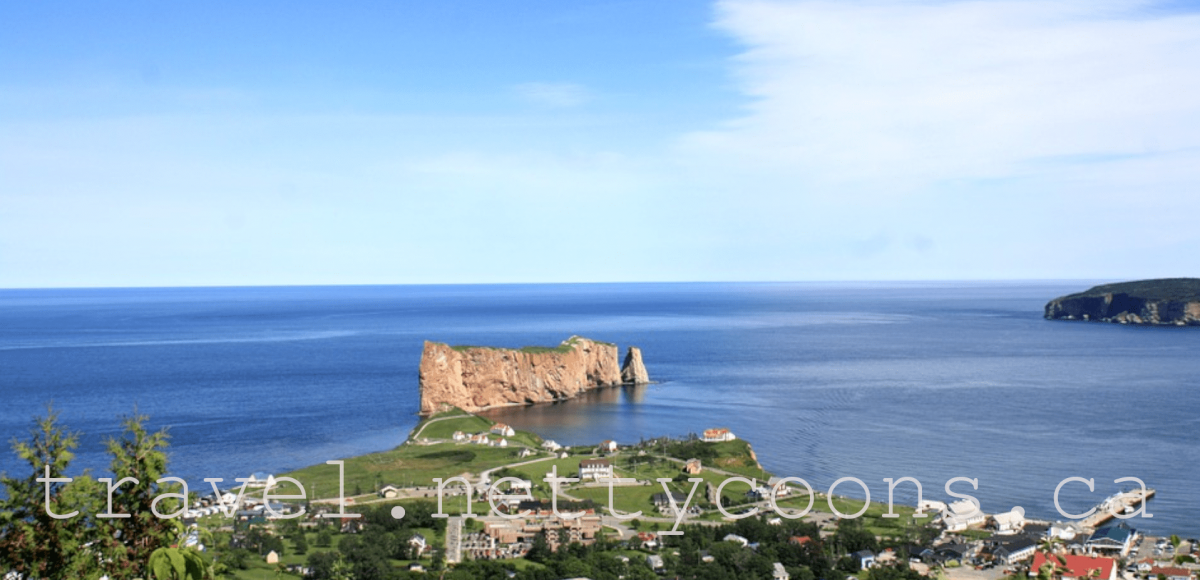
top-left (0, 407), bottom-right (103, 579)
top-left (96, 412), bottom-right (185, 579)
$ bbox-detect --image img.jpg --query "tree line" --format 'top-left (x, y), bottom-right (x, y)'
top-left (0, 405), bottom-right (192, 579)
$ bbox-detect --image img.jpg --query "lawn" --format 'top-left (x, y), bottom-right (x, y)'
top-left (418, 414), bottom-right (495, 440)
top-left (822, 495), bottom-right (930, 537)
top-left (413, 410), bottom-right (543, 448)
top-left (283, 442), bottom-right (530, 501)
top-left (659, 439), bottom-right (771, 480)
top-left (570, 483), bottom-right (662, 516)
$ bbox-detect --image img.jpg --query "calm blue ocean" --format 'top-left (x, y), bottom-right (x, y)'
top-left (1, 283), bottom-right (1196, 535)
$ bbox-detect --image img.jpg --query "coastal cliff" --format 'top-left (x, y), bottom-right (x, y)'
top-left (418, 336), bottom-right (622, 415)
top-left (1045, 278), bottom-right (1200, 326)
top-left (620, 346), bottom-right (650, 384)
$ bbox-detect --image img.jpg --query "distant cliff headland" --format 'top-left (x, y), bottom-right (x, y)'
top-left (1045, 278), bottom-right (1200, 326)
top-left (418, 336), bottom-right (650, 415)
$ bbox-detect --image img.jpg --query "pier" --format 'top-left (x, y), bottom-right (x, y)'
top-left (1081, 488), bottom-right (1155, 529)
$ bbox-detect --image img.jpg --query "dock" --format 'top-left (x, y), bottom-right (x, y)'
top-left (1081, 488), bottom-right (1155, 529)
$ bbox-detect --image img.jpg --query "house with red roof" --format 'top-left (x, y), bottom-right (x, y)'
top-left (702, 428), bottom-right (736, 442)
top-left (1029, 553), bottom-right (1117, 580)
top-left (638, 531), bottom-right (658, 549)
top-left (1149, 566), bottom-right (1194, 580)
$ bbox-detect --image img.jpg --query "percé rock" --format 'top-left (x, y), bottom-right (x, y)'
top-left (1045, 278), bottom-right (1200, 326)
top-left (620, 346), bottom-right (650, 384)
top-left (418, 336), bottom-right (622, 415)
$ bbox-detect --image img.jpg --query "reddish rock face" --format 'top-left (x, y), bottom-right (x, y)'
top-left (418, 336), bottom-right (622, 415)
top-left (621, 346), bottom-right (650, 385)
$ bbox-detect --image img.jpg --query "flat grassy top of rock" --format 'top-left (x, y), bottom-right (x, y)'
top-left (1054, 278), bottom-right (1200, 302)
top-left (447, 335), bottom-right (615, 354)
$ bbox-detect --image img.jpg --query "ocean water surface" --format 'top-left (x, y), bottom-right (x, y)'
top-left (1, 283), bottom-right (1196, 534)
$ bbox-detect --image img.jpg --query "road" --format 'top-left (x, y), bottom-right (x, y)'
top-left (446, 516), bottom-right (463, 563)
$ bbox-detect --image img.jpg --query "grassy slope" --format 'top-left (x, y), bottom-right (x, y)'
top-left (283, 442), bottom-right (527, 498)
top-left (282, 409), bottom-right (546, 499)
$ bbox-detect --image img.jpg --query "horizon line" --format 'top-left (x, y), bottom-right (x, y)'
top-left (0, 277), bottom-right (1150, 292)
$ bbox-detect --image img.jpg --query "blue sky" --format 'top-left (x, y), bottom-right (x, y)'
top-left (3, 1), bottom-right (1199, 287)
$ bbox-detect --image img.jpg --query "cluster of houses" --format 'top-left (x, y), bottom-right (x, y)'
top-left (870, 516), bottom-right (1199, 580)
top-left (182, 479), bottom-right (297, 524)
top-left (744, 476), bottom-right (796, 501)
top-left (912, 494), bottom-right (1200, 580)
top-left (451, 423), bottom-right (515, 447)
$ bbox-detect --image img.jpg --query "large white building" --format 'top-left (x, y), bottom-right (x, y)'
top-left (578, 458), bottom-right (613, 480)
top-left (942, 499), bottom-right (986, 531)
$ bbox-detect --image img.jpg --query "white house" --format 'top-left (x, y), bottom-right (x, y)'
top-left (852, 550), bottom-right (877, 569)
top-left (598, 440), bottom-right (618, 453)
top-left (451, 431), bottom-right (468, 442)
top-left (541, 440), bottom-right (562, 451)
top-left (767, 477), bottom-right (792, 497)
top-left (702, 428), bottom-right (736, 443)
top-left (774, 562), bottom-right (791, 580)
top-left (379, 485), bottom-right (402, 499)
top-left (409, 533), bottom-right (428, 554)
top-left (992, 508), bottom-right (1025, 533)
top-left (490, 424), bottom-right (515, 437)
top-left (1050, 522), bottom-right (1082, 541)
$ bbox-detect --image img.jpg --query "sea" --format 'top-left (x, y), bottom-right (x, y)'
top-left (1, 282), bottom-right (1197, 536)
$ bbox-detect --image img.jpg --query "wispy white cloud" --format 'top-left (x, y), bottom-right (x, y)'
top-left (690, 0), bottom-right (1200, 193)
top-left (655, 0), bottom-right (1200, 279)
top-left (513, 82), bottom-right (592, 107)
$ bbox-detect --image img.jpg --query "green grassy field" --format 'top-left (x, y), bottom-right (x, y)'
top-left (283, 442), bottom-right (532, 500)
top-left (417, 414), bottom-right (494, 440)
top-left (413, 410), bottom-right (544, 448)
top-left (822, 495), bottom-right (929, 537)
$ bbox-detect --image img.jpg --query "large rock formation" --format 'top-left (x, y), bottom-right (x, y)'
top-left (620, 346), bottom-right (649, 384)
top-left (1045, 278), bottom-right (1200, 326)
top-left (418, 336), bottom-right (623, 415)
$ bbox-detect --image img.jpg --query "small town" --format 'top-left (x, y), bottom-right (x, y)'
top-left (155, 410), bottom-right (1195, 580)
